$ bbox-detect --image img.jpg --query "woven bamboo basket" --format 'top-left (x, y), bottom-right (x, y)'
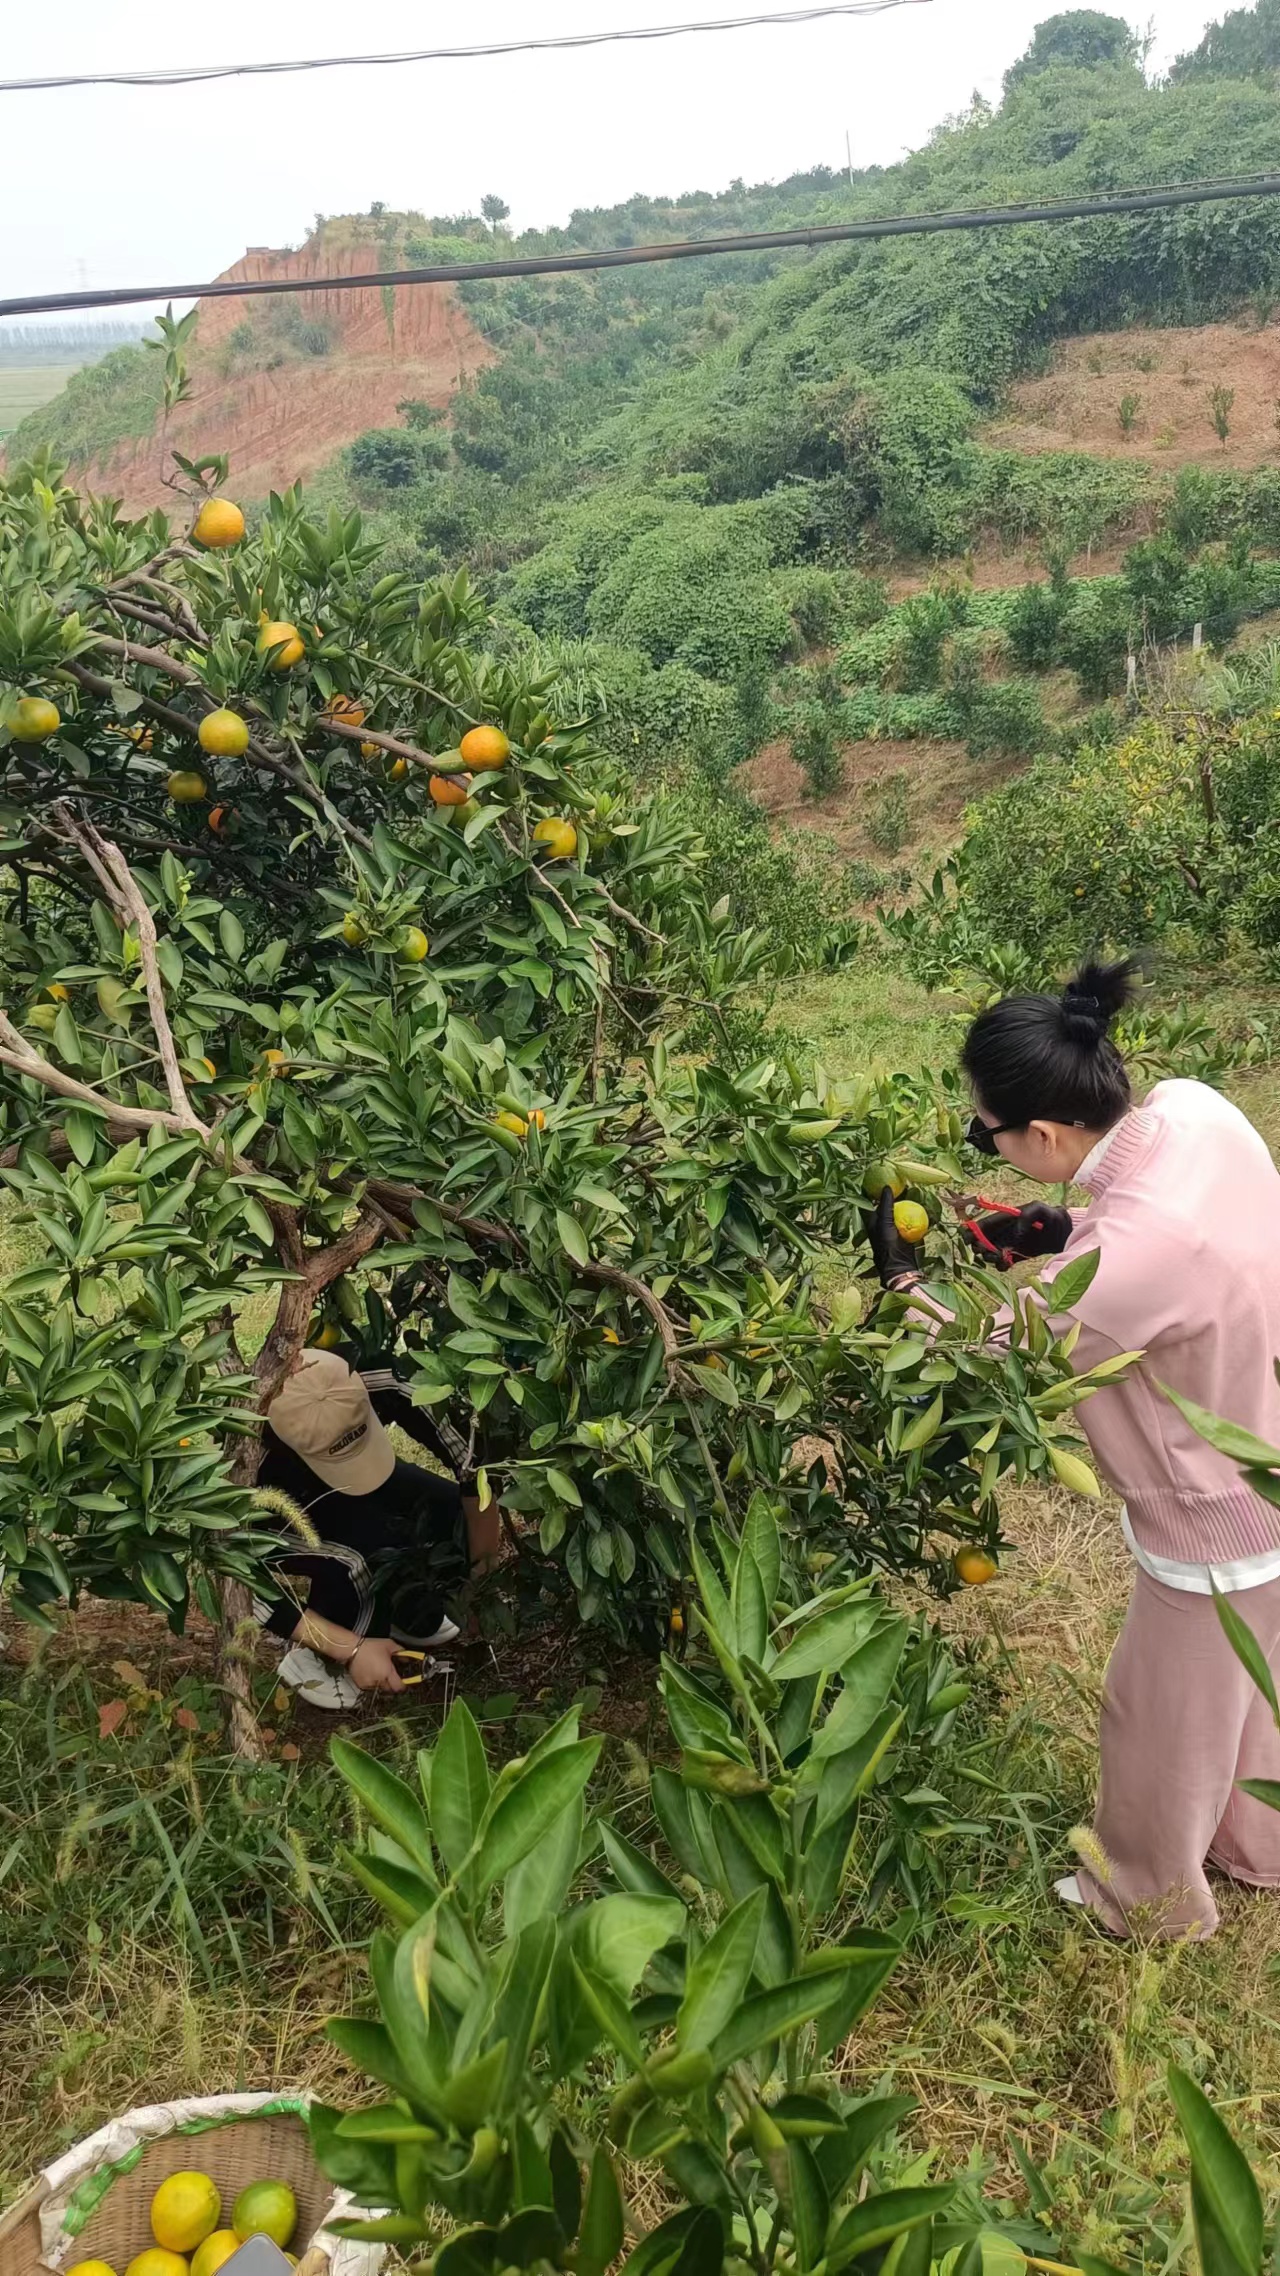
top-left (0, 2098), bottom-right (377, 2276)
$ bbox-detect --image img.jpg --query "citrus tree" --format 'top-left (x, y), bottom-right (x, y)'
top-left (0, 443), bottom-right (1105, 1747)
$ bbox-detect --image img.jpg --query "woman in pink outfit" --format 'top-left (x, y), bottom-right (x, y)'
top-left (873, 959), bottom-right (1280, 1938)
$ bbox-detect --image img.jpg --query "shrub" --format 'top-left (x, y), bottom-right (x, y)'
top-left (348, 427), bottom-right (449, 490)
top-left (867, 770), bottom-right (911, 852)
top-left (963, 678), bottom-right (1049, 759)
top-left (791, 704), bottom-right (843, 798)
top-left (1005, 577), bottom-right (1070, 669)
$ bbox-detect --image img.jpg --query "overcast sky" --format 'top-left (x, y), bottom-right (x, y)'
top-left (0, 0), bottom-right (1231, 319)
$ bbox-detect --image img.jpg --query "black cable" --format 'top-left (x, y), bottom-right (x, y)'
top-left (7, 174), bottom-right (1280, 322)
top-left (0, 1), bottom-right (927, 94)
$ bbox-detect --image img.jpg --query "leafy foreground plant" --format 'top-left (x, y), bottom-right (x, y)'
top-left (311, 1507), bottom-right (1280, 2275)
top-left (312, 1518), bottom-right (998, 2275)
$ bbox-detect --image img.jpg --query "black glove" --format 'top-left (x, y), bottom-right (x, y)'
top-left (869, 1187), bottom-right (923, 1290)
top-left (962, 1202), bottom-right (1072, 1270)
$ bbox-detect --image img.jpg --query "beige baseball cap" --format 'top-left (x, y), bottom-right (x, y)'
top-left (266, 1350), bottom-right (395, 1495)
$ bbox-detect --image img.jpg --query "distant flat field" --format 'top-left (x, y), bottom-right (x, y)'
top-left (0, 363), bottom-right (80, 434)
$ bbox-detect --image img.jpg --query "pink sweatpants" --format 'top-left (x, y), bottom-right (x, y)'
top-left (1077, 1566), bottom-right (1280, 1938)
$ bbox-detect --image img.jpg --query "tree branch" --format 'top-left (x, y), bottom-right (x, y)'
top-left (50, 805), bottom-right (206, 1133)
top-left (0, 1014), bottom-right (194, 1140)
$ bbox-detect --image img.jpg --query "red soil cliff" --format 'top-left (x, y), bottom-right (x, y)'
top-left (88, 230), bottom-right (496, 511)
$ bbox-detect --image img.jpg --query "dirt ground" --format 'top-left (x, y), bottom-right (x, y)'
top-left (736, 735), bottom-right (1024, 871)
top-left (987, 319), bottom-right (1280, 471)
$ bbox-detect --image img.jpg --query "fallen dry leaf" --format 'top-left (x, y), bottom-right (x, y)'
top-left (280, 1742), bottom-right (301, 1762)
top-left (112, 1659), bottom-right (148, 1689)
top-left (173, 1708), bottom-right (201, 1733)
top-left (98, 1699), bottom-right (128, 1740)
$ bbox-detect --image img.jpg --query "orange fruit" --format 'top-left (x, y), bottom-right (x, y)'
top-left (954, 1546), bottom-right (998, 1587)
top-left (46, 982), bottom-right (69, 1002)
top-left (495, 1111), bottom-right (528, 1139)
top-left (9, 696), bottom-right (60, 743)
top-left (429, 773), bottom-right (470, 806)
top-left (256, 620), bottom-right (305, 671)
top-left (527, 1108), bottom-right (546, 1129)
top-left (208, 805), bottom-right (236, 834)
top-left (310, 1322), bottom-right (343, 1351)
top-left (321, 693), bottom-right (366, 729)
top-left (892, 1201), bottom-right (930, 1244)
top-left (192, 498), bottom-right (245, 549)
top-left (459, 724), bottom-right (510, 770)
top-left (389, 757), bottom-right (409, 782)
top-left (398, 926), bottom-right (429, 962)
top-left (198, 708), bottom-right (250, 758)
top-left (360, 739), bottom-right (381, 762)
top-left (191, 2238), bottom-right (241, 2276)
top-left (167, 770), bottom-right (207, 803)
top-left (532, 818), bottom-right (578, 860)
top-left (602, 1327), bottom-right (621, 1345)
top-left (261, 1048), bottom-right (288, 1070)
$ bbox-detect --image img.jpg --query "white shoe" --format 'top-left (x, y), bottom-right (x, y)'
top-left (277, 1645), bottom-right (362, 1711)
top-left (1055, 1874), bottom-right (1085, 1908)
top-left (390, 1613), bottom-right (460, 1648)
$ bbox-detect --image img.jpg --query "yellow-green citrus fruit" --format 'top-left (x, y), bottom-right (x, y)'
top-left (232, 2182), bottom-right (297, 2250)
top-left (954, 1546), bottom-right (998, 1587)
top-left (151, 2174), bottom-right (221, 2255)
top-left (495, 1111), bottom-right (528, 1139)
top-left (398, 926), bottom-right (429, 962)
top-left (256, 620), bottom-right (305, 670)
top-left (190, 2237), bottom-right (241, 2276)
top-left (198, 708), bottom-right (250, 758)
top-left (863, 1160), bottom-right (905, 1202)
top-left (67, 2261), bottom-right (119, 2276)
top-left (192, 498), bottom-right (245, 549)
top-left (532, 818), bottom-right (578, 860)
top-left (27, 1003), bottom-right (58, 1033)
top-left (126, 2258), bottom-right (187, 2276)
top-left (389, 757), bottom-right (409, 782)
top-left (261, 1048), bottom-right (288, 1070)
top-left (459, 724), bottom-right (510, 770)
top-left (341, 912), bottom-right (367, 947)
top-left (892, 1200), bottom-right (930, 1244)
top-left (9, 696), bottom-right (61, 742)
top-left (166, 770), bottom-right (207, 803)
top-left (96, 976), bottom-right (131, 1024)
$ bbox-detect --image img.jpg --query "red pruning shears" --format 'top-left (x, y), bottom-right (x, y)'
top-left (945, 1190), bottom-right (1023, 1269)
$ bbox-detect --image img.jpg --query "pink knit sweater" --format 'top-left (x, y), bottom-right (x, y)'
top-left (1041, 1078), bottom-right (1280, 1564)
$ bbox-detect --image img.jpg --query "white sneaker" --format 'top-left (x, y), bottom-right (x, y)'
top-left (277, 1645), bottom-right (362, 1711)
top-left (1055, 1874), bottom-right (1085, 1908)
top-left (390, 1614), bottom-right (460, 1649)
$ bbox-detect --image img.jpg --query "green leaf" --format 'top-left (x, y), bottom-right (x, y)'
top-left (742, 1493), bottom-right (781, 1611)
top-left (1213, 1588), bottom-right (1280, 1723)
top-left (433, 1698), bottom-right (492, 1876)
top-left (579, 1891), bottom-right (686, 1994)
top-left (440, 2039), bottom-right (507, 2130)
top-left (473, 1737), bottom-right (602, 1895)
top-left (619, 2210), bottom-right (713, 2276)
top-left (493, 1916), bottom-right (558, 2113)
top-left (328, 2217), bottom-right (430, 2245)
top-left (599, 1821), bottom-right (683, 1902)
top-left (334, 2106), bottom-right (439, 2144)
top-left (773, 1601), bottom-right (885, 1683)
top-left (787, 2140), bottom-right (829, 2273)
top-left (808, 1623), bottom-right (909, 1761)
top-left (570, 1956), bottom-right (646, 2067)
top-left (813, 1931), bottom-right (903, 2057)
top-left (688, 1363), bottom-right (740, 1408)
top-left (577, 2147), bottom-right (625, 2276)
top-left (878, 2223), bottom-right (935, 2276)
top-left (497, 2209), bottom-right (566, 2270)
top-left (219, 908), bottom-right (245, 961)
top-left (556, 1209), bottom-right (591, 1266)
top-left (814, 2093), bottom-right (917, 2199)
top-left (677, 1886), bottom-right (766, 2052)
top-left (730, 1543), bottom-right (769, 1666)
top-left (330, 1739), bottom-right (439, 1884)
top-left (707, 1969), bottom-right (849, 2068)
top-left (1043, 1246), bottom-right (1101, 1310)
top-left (64, 1107), bottom-right (100, 1167)
top-left (1238, 1778), bottom-right (1280, 1810)
top-left (1168, 2064), bottom-right (1264, 2276)
top-left (504, 1792), bottom-right (583, 1937)
top-left (341, 1847), bottom-right (437, 1928)
top-left (511, 2113), bottom-right (555, 2213)
top-left (550, 2128), bottom-right (583, 2241)
top-left (1159, 1382), bottom-right (1280, 1472)
top-left (826, 2185), bottom-right (956, 2269)
top-left (651, 1766), bottom-right (714, 1881)
top-left (324, 2018), bottom-right (413, 2099)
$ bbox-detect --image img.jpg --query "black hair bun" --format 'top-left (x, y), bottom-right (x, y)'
top-left (1060, 957), bottom-right (1140, 1047)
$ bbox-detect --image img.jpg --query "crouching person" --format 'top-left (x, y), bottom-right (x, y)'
top-left (252, 1349), bottom-right (500, 1709)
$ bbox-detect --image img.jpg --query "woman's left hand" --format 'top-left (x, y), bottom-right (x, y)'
top-left (869, 1188), bottom-right (923, 1289)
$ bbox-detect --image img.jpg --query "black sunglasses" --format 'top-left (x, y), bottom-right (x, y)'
top-left (966, 1112), bottom-right (1086, 1155)
top-left (966, 1113), bottom-right (1022, 1156)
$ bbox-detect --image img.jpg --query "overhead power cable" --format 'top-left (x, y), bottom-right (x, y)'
top-left (0, 2), bottom-right (928, 95)
top-left (7, 173), bottom-right (1280, 321)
